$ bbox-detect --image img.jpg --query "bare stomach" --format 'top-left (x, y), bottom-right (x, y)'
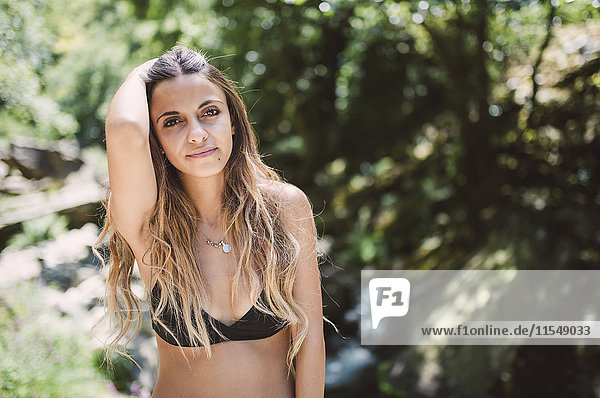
top-left (152, 327), bottom-right (294, 398)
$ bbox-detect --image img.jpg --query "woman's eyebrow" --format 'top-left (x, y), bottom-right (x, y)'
top-left (156, 111), bottom-right (179, 124)
top-left (156, 99), bottom-right (225, 124)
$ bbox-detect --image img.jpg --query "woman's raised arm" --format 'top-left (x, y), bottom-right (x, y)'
top-left (105, 60), bottom-right (158, 257)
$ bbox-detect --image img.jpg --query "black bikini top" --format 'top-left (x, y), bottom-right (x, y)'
top-left (150, 283), bottom-right (287, 347)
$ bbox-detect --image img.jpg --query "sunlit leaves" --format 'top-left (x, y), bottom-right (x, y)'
top-left (0, 0), bottom-right (77, 142)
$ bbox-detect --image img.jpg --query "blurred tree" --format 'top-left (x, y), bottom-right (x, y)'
top-left (0, 0), bottom-right (77, 143)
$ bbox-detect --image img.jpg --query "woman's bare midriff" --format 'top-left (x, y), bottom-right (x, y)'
top-left (152, 326), bottom-right (294, 398)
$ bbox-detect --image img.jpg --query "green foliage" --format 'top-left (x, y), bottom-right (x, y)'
top-left (0, 0), bottom-right (223, 146)
top-left (6, 213), bottom-right (69, 250)
top-left (377, 361), bottom-right (407, 397)
top-left (0, 0), bottom-right (77, 143)
top-left (41, 0), bottom-right (140, 146)
top-left (0, 283), bottom-right (111, 397)
top-left (94, 348), bottom-right (137, 393)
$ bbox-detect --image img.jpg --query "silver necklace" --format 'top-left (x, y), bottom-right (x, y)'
top-left (196, 228), bottom-right (232, 254)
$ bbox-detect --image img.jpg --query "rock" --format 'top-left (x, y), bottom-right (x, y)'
top-left (40, 223), bottom-right (99, 269)
top-left (1, 140), bottom-right (83, 180)
top-left (0, 140), bottom-right (106, 248)
top-left (0, 174), bottom-right (54, 194)
top-left (85, 306), bottom-right (113, 349)
top-left (0, 172), bottom-right (104, 227)
top-left (0, 247), bottom-right (42, 288)
top-left (325, 342), bottom-right (375, 389)
top-left (64, 274), bottom-right (106, 311)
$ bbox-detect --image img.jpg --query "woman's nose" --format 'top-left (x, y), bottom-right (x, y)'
top-left (187, 119), bottom-right (208, 143)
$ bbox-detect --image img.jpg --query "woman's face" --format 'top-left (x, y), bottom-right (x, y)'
top-left (150, 73), bottom-right (234, 179)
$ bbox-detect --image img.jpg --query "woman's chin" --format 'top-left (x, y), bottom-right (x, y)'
top-left (176, 168), bottom-right (226, 181)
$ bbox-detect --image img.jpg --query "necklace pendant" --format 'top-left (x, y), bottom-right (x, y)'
top-left (221, 242), bottom-right (231, 253)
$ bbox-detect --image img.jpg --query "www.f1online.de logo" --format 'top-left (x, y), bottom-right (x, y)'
top-left (369, 278), bottom-right (411, 329)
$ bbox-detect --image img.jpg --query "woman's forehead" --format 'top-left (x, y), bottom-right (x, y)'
top-left (150, 73), bottom-right (226, 111)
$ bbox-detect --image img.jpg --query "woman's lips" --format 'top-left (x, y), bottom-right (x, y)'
top-left (186, 148), bottom-right (217, 158)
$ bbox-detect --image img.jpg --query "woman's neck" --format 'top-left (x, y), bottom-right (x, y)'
top-left (180, 172), bottom-right (225, 230)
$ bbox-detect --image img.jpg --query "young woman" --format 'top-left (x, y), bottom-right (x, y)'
top-left (96, 45), bottom-right (325, 397)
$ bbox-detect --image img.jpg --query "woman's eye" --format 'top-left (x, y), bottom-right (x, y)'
top-left (163, 118), bottom-right (181, 127)
top-left (203, 107), bottom-right (220, 117)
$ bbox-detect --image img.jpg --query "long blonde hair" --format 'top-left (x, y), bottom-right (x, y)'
top-left (93, 45), bottom-right (311, 375)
